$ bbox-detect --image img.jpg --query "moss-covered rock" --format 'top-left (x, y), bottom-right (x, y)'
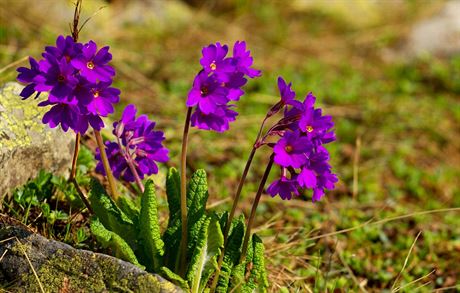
top-left (0, 215), bottom-right (181, 292)
top-left (0, 82), bottom-right (73, 199)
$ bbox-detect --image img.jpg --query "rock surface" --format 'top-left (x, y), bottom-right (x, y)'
top-left (404, 1), bottom-right (460, 57)
top-left (0, 215), bottom-right (181, 292)
top-left (0, 82), bottom-right (73, 199)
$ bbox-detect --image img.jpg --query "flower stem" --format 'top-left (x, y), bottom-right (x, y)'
top-left (94, 130), bottom-right (119, 201)
top-left (69, 133), bottom-right (80, 180)
top-left (179, 107), bottom-right (192, 276)
top-left (240, 154), bottom-right (274, 263)
top-left (116, 136), bottom-right (145, 193)
top-left (210, 117), bottom-right (268, 292)
top-left (67, 133), bottom-right (93, 213)
top-left (126, 157), bottom-right (145, 193)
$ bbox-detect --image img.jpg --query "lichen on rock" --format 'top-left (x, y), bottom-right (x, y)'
top-left (0, 82), bottom-right (74, 198)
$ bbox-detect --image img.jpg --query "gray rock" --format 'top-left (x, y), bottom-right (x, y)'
top-left (0, 82), bottom-right (74, 199)
top-left (404, 1), bottom-right (460, 57)
top-left (0, 215), bottom-right (181, 292)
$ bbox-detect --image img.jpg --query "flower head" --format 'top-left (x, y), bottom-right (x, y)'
top-left (263, 77), bottom-right (337, 201)
top-left (96, 105), bottom-right (169, 182)
top-left (16, 36), bottom-right (120, 134)
top-left (188, 41), bottom-right (261, 132)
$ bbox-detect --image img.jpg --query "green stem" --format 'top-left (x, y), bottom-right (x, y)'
top-left (179, 107), bottom-right (192, 276)
top-left (210, 117), bottom-right (269, 292)
top-left (240, 154), bottom-right (274, 263)
top-left (94, 130), bottom-right (119, 201)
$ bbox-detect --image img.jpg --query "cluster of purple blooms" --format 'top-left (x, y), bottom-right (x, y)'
top-left (186, 41), bottom-right (261, 132)
top-left (16, 35), bottom-right (119, 133)
top-left (264, 78), bottom-right (338, 201)
top-left (95, 104), bottom-right (169, 182)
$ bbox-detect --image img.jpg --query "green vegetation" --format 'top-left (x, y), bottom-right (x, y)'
top-left (1, 1), bottom-right (459, 291)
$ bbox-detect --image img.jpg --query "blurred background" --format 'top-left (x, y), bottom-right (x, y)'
top-left (1, 0), bottom-right (459, 291)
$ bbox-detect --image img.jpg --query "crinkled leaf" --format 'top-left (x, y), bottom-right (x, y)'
top-left (163, 168), bottom-right (182, 271)
top-left (90, 217), bottom-right (142, 268)
top-left (160, 266), bottom-right (190, 291)
top-left (186, 214), bottom-right (224, 293)
top-left (187, 169), bottom-right (209, 226)
top-left (231, 234), bottom-right (268, 293)
top-left (166, 167), bottom-right (181, 223)
top-left (187, 169), bottom-right (209, 259)
top-left (117, 195), bottom-right (140, 225)
top-left (89, 179), bottom-right (137, 247)
top-left (162, 217), bottom-right (181, 271)
top-left (139, 179), bottom-right (164, 272)
top-left (230, 236), bottom-right (254, 292)
top-left (216, 215), bottom-right (245, 293)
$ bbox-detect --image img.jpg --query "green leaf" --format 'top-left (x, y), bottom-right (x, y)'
top-left (166, 167), bottom-right (181, 222)
top-left (187, 169), bottom-right (209, 225)
top-left (139, 179), bottom-right (165, 272)
top-left (163, 168), bottom-right (182, 271)
top-left (162, 217), bottom-right (181, 271)
top-left (186, 214), bottom-right (224, 293)
top-left (117, 195), bottom-right (140, 224)
top-left (251, 235), bottom-right (269, 292)
top-left (187, 169), bottom-right (209, 259)
top-left (230, 237), bottom-right (254, 292)
top-left (231, 234), bottom-right (268, 293)
top-left (88, 179), bottom-right (137, 247)
top-left (90, 217), bottom-right (142, 268)
top-left (160, 266), bottom-right (190, 291)
top-left (216, 215), bottom-right (246, 293)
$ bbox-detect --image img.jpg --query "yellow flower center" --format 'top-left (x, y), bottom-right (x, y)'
top-left (285, 145), bottom-right (293, 153)
top-left (306, 125), bottom-right (314, 133)
top-left (93, 90), bottom-right (99, 98)
top-left (210, 62), bottom-right (217, 71)
top-left (86, 61), bottom-right (95, 69)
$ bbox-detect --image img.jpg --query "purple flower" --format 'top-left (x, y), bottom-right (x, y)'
top-left (190, 104), bottom-right (238, 132)
top-left (267, 176), bottom-right (299, 200)
top-left (186, 71), bottom-right (228, 114)
top-left (86, 82), bottom-right (120, 117)
top-left (264, 76), bottom-right (337, 202)
top-left (200, 42), bottom-right (233, 74)
top-left (231, 41), bottom-right (261, 78)
top-left (298, 94), bottom-right (334, 142)
top-left (71, 41), bottom-right (115, 83)
top-left (96, 105), bottom-right (169, 182)
top-left (45, 35), bottom-right (82, 61)
top-left (273, 130), bottom-right (312, 168)
top-left (16, 57), bottom-right (42, 99)
top-left (16, 36), bottom-right (120, 135)
top-left (95, 141), bottom-right (126, 178)
top-left (36, 55), bottom-right (78, 99)
top-left (188, 41), bottom-right (261, 132)
top-left (39, 100), bottom-right (81, 132)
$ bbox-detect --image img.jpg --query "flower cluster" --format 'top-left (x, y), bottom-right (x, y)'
top-left (187, 41), bottom-right (261, 132)
top-left (95, 104), bottom-right (169, 182)
top-left (16, 35), bottom-right (119, 133)
top-left (264, 77), bottom-right (338, 201)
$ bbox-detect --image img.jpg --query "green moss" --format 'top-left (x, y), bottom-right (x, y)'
top-left (16, 247), bottom-right (177, 292)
